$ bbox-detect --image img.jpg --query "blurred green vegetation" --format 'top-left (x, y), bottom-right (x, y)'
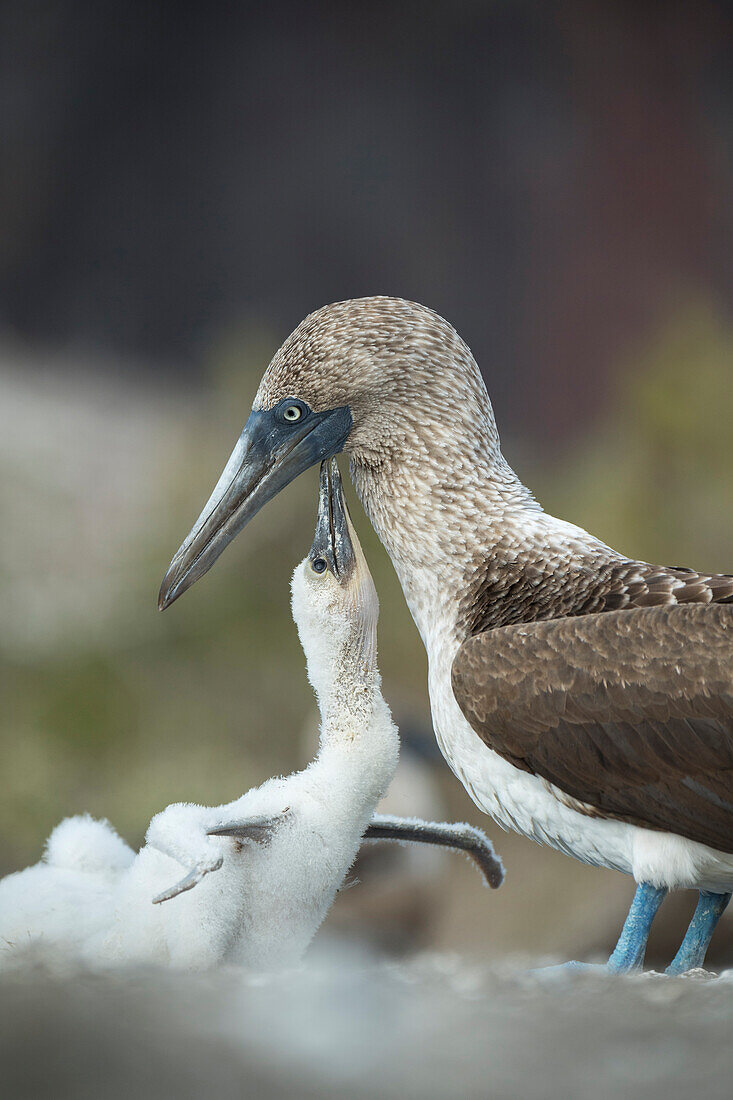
top-left (533, 302), bottom-right (732, 573)
top-left (0, 302), bottom-right (730, 878)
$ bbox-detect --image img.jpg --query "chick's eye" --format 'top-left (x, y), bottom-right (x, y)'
top-left (311, 557), bottom-right (327, 574)
top-left (283, 405), bottom-right (302, 422)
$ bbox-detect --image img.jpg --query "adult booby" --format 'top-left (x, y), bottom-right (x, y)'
top-left (0, 461), bottom-right (500, 971)
top-left (159, 297), bottom-right (733, 973)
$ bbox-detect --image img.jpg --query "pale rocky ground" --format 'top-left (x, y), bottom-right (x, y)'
top-left (2, 947), bottom-right (733, 1099)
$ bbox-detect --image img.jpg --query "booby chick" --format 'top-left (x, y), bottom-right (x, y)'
top-left (0, 461), bottom-right (502, 972)
top-left (159, 296), bottom-right (733, 975)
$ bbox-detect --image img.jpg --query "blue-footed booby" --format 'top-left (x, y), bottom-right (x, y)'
top-left (159, 297), bottom-right (733, 974)
top-left (0, 461), bottom-right (500, 971)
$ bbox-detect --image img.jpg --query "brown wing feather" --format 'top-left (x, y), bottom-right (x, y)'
top-left (461, 558), bottom-right (733, 635)
top-left (578, 562), bottom-right (733, 614)
top-left (451, 604), bottom-right (733, 852)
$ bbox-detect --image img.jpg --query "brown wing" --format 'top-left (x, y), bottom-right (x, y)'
top-left (576, 563), bottom-right (733, 614)
top-left (451, 604), bottom-right (733, 852)
top-left (461, 558), bottom-right (733, 635)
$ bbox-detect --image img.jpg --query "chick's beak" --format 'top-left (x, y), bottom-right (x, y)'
top-left (158, 403), bottom-right (352, 609)
top-left (309, 459), bottom-right (357, 579)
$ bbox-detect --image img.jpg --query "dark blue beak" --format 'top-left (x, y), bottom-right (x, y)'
top-left (158, 403), bottom-right (352, 609)
top-left (309, 459), bottom-right (355, 580)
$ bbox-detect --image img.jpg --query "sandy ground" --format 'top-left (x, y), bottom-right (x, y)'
top-left (2, 945), bottom-right (732, 1099)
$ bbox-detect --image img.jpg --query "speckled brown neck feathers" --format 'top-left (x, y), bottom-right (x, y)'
top-left (351, 427), bottom-right (733, 641)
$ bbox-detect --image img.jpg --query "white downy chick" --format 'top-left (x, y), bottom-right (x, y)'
top-left (0, 461), bottom-right (501, 971)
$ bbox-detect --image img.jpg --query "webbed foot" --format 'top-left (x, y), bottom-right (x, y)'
top-left (531, 961), bottom-right (608, 978)
top-left (666, 891), bottom-right (731, 975)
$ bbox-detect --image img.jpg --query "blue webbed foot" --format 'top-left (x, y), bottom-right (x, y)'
top-left (532, 883), bottom-right (730, 978)
top-left (666, 891), bottom-right (731, 975)
top-left (532, 961), bottom-right (607, 978)
top-left (606, 882), bottom-right (668, 973)
top-left (533, 882), bottom-right (668, 978)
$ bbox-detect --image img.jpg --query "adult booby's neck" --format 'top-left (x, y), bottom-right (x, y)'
top-left (350, 439), bottom-right (622, 652)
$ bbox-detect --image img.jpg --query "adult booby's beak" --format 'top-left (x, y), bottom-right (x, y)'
top-left (308, 459), bottom-right (357, 580)
top-left (158, 403), bottom-right (352, 609)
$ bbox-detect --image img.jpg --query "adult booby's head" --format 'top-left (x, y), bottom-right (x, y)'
top-left (158, 297), bottom-right (511, 609)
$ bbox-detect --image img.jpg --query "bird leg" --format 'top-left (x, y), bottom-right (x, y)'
top-left (531, 882), bottom-right (669, 976)
top-left (665, 890), bottom-right (731, 975)
top-left (152, 813), bottom-right (287, 905)
top-left (363, 814), bottom-right (504, 889)
top-left (606, 882), bottom-right (668, 973)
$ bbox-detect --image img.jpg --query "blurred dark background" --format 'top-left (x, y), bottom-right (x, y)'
top-left (4, 0), bottom-right (733, 438)
top-left (1, 0), bottom-right (732, 966)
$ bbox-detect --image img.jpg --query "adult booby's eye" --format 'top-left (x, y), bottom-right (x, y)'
top-left (311, 557), bottom-right (327, 574)
top-left (276, 398), bottom-right (311, 425)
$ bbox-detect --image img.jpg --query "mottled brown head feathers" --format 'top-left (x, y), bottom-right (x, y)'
top-left (255, 297), bottom-right (502, 467)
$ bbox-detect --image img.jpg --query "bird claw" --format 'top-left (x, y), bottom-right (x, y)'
top-left (152, 854), bottom-right (224, 905)
top-left (207, 814), bottom-right (283, 845)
